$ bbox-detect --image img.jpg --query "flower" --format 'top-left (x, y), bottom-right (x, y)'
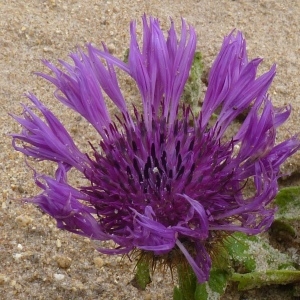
top-left (11, 16), bottom-right (300, 283)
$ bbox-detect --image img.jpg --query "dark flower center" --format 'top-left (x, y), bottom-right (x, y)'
top-left (82, 109), bottom-right (236, 235)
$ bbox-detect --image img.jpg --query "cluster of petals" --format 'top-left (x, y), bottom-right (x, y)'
top-left (11, 16), bottom-right (300, 282)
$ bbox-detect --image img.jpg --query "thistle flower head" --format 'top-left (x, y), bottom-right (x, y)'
top-left (11, 16), bottom-right (300, 282)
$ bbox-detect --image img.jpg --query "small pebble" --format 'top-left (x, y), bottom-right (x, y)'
top-left (0, 274), bottom-right (8, 285)
top-left (55, 255), bottom-right (72, 269)
top-left (93, 257), bottom-right (104, 268)
top-left (15, 215), bottom-right (33, 227)
top-left (56, 239), bottom-right (62, 248)
top-left (43, 47), bottom-right (53, 53)
top-left (157, 276), bottom-right (163, 283)
top-left (144, 294), bottom-right (151, 300)
top-left (107, 43), bottom-right (116, 54)
top-left (53, 274), bottom-right (65, 281)
top-left (13, 253), bottom-right (22, 260)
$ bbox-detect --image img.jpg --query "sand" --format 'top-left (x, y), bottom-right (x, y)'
top-left (1, 0), bottom-right (300, 299)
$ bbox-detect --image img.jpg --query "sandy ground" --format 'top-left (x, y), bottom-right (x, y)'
top-left (1, 0), bottom-right (300, 299)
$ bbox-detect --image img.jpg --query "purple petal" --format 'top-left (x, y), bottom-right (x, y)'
top-left (11, 93), bottom-right (89, 172)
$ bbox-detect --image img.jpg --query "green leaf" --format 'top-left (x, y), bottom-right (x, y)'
top-left (270, 186), bottom-right (300, 244)
top-left (231, 270), bottom-right (300, 290)
top-left (193, 269), bottom-right (229, 300)
top-left (224, 232), bottom-right (257, 273)
top-left (226, 232), bottom-right (296, 270)
top-left (274, 186), bottom-right (300, 221)
top-left (208, 269), bottom-right (228, 294)
top-left (183, 51), bottom-right (204, 114)
top-left (270, 219), bottom-right (296, 239)
top-left (130, 260), bottom-right (151, 290)
top-left (225, 231), bottom-right (298, 291)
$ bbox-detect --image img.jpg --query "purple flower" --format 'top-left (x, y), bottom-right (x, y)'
top-left (11, 16), bottom-right (300, 282)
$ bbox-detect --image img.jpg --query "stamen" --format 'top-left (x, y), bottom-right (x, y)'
top-left (176, 141), bottom-right (180, 156)
top-left (155, 173), bottom-right (161, 188)
top-left (188, 138), bottom-right (195, 151)
top-left (161, 151), bottom-right (167, 171)
top-left (151, 143), bottom-right (156, 159)
top-left (176, 166), bottom-right (185, 179)
top-left (133, 158), bottom-right (143, 183)
top-left (160, 133), bottom-right (164, 145)
top-left (132, 140), bottom-right (138, 152)
top-left (176, 154), bottom-right (182, 172)
top-left (144, 157), bottom-right (151, 180)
